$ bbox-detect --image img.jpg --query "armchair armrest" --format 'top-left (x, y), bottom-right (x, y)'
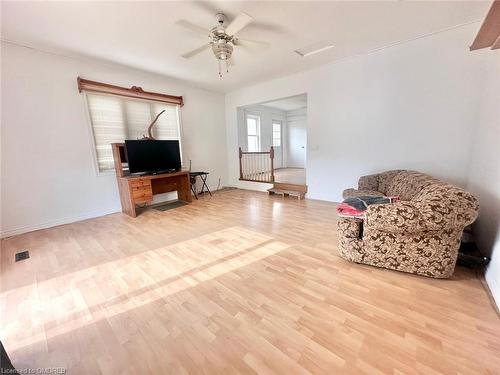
top-left (358, 173), bottom-right (379, 191)
top-left (337, 217), bottom-right (363, 238)
top-left (365, 202), bottom-right (426, 234)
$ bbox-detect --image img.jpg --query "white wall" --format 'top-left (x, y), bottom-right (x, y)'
top-left (285, 107), bottom-right (307, 168)
top-left (465, 52), bottom-right (500, 308)
top-left (225, 24), bottom-right (488, 200)
top-left (1, 42), bottom-right (227, 237)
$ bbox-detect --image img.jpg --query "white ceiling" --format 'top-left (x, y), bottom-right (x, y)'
top-left (1, 1), bottom-right (490, 93)
top-left (260, 94), bottom-right (307, 111)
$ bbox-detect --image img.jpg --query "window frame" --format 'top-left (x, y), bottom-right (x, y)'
top-left (245, 113), bottom-right (261, 152)
top-left (83, 92), bottom-right (184, 177)
top-left (272, 120), bottom-right (282, 148)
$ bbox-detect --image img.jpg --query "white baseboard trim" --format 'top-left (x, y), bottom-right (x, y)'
top-left (1, 207), bottom-right (121, 239)
top-left (1, 184), bottom-right (223, 239)
top-left (485, 266), bottom-right (500, 310)
top-left (233, 180), bottom-right (272, 192)
top-left (193, 184), bottom-right (222, 194)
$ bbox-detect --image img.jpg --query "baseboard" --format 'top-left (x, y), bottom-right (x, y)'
top-left (234, 180), bottom-right (272, 192)
top-left (1, 207), bottom-right (121, 238)
top-left (195, 184), bottom-right (222, 194)
top-left (485, 267), bottom-right (500, 311)
top-left (1, 184), bottom-right (223, 239)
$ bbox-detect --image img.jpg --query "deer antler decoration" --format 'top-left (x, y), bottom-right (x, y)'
top-left (141, 110), bottom-right (166, 140)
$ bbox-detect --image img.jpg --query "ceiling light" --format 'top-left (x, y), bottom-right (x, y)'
top-left (178, 12), bottom-right (269, 77)
top-left (295, 42), bottom-right (334, 57)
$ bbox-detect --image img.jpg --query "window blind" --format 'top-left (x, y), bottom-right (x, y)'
top-left (86, 93), bottom-right (181, 172)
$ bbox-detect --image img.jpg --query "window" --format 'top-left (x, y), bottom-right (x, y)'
top-left (246, 114), bottom-right (260, 152)
top-left (86, 93), bottom-right (182, 173)
top-left (272, 121), bottom-right (281, 147)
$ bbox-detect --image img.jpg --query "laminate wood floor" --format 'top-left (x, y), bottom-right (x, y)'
top-left (1, 189), bottom-right (499, 374)
top-left (274, 168), bottom-right (306, 185)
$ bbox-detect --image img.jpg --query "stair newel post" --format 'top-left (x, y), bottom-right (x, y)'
top-left (270, 146), bottom-right (275, 183)
top-left (239, 147), bottom-right (243, 180)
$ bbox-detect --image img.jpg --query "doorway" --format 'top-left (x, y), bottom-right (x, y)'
top-left (237, 94), bottom-right (307, 186)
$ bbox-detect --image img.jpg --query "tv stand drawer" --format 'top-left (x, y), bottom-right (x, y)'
top-left (130, 180), bottom-right (153, 203)
top-left (132, 190), bottom-right (153, 204)
top-left (130, 178), bottom-right (151, 188)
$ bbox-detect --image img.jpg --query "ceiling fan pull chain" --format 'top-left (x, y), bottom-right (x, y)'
top-left (226, 59), bottom-right (229, 73)
top-left (218, 59), bottom-right (222, 77)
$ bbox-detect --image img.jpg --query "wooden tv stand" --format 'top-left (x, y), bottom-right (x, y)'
top-left (111, 143), bottom-right (191, 217)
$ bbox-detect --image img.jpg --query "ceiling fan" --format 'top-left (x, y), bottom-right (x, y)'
top-left (177, 12), bottom-right (270, 77)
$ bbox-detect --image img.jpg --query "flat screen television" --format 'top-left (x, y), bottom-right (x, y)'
top-left (125, 140), bottom-right (181, 174)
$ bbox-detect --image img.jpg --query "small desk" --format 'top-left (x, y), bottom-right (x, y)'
top-left (116, 171), bottom-right (192, 217)
top-left (111, 143), bottom-right (192, 217)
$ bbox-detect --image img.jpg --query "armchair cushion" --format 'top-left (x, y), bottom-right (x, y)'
top-left (413, 184), bottom-right (479, 230)
top-left (385, 171), bottom-right (442, 200)
top-left (365, 202), bottom-right (426, 233)
top-left (342, 188), bottom-right (384, 199)
top-left (358, 173), bottom-right (380, 191)
top-left (343, 170), bottom-right (405, 199)
top-left (377, 170), bottom-right (405, 194)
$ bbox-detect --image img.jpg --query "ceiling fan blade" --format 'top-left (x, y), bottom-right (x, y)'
top-left (191, 1), bottom-right (221, 16)
top-left (182, 44), bottom-right (211, 59)
top-left (234, 38), bottom-right (270, 47)
top-left (225, 12), bottom-right (253, 36)
top-left (176, 20), bottom-right (210, 36)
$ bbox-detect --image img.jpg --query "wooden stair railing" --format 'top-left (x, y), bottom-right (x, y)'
top-left (239, 147), bottom-right (275, 183)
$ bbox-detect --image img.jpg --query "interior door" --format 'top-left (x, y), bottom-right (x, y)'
top-left (288, 122), bottom-right (306, 168)
top-left (272, 120), bottom-right (283, 168)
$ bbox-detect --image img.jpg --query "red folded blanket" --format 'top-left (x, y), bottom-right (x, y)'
top-left (337, 195), bottom-right (400, 219)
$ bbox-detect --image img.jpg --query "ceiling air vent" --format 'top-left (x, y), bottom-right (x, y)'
top-left (295, 41), bottom-right (334, 57)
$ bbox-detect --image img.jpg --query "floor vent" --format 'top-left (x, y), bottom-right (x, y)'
top-left (15, 250), bottom-right (30, 262)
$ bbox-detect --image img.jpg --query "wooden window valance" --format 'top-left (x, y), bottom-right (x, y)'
top-left (77, 77), bottom-right (184, 106)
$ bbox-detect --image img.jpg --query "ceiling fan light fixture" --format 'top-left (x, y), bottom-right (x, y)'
top-left (178, 11), bottom-right (268, 77)
top-left (212, 40), bottom-right (233, 60)
top-left (212, 40), bottom-right (233, 77)
top-left (295, 42), bottom-right (334, 57)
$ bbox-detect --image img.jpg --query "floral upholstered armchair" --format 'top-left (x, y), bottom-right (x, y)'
top-left (337, 170), bottom-right (479, 278)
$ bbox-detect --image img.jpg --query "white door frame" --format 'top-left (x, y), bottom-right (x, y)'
top-left (272, 119), bottom-right (283, 169)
